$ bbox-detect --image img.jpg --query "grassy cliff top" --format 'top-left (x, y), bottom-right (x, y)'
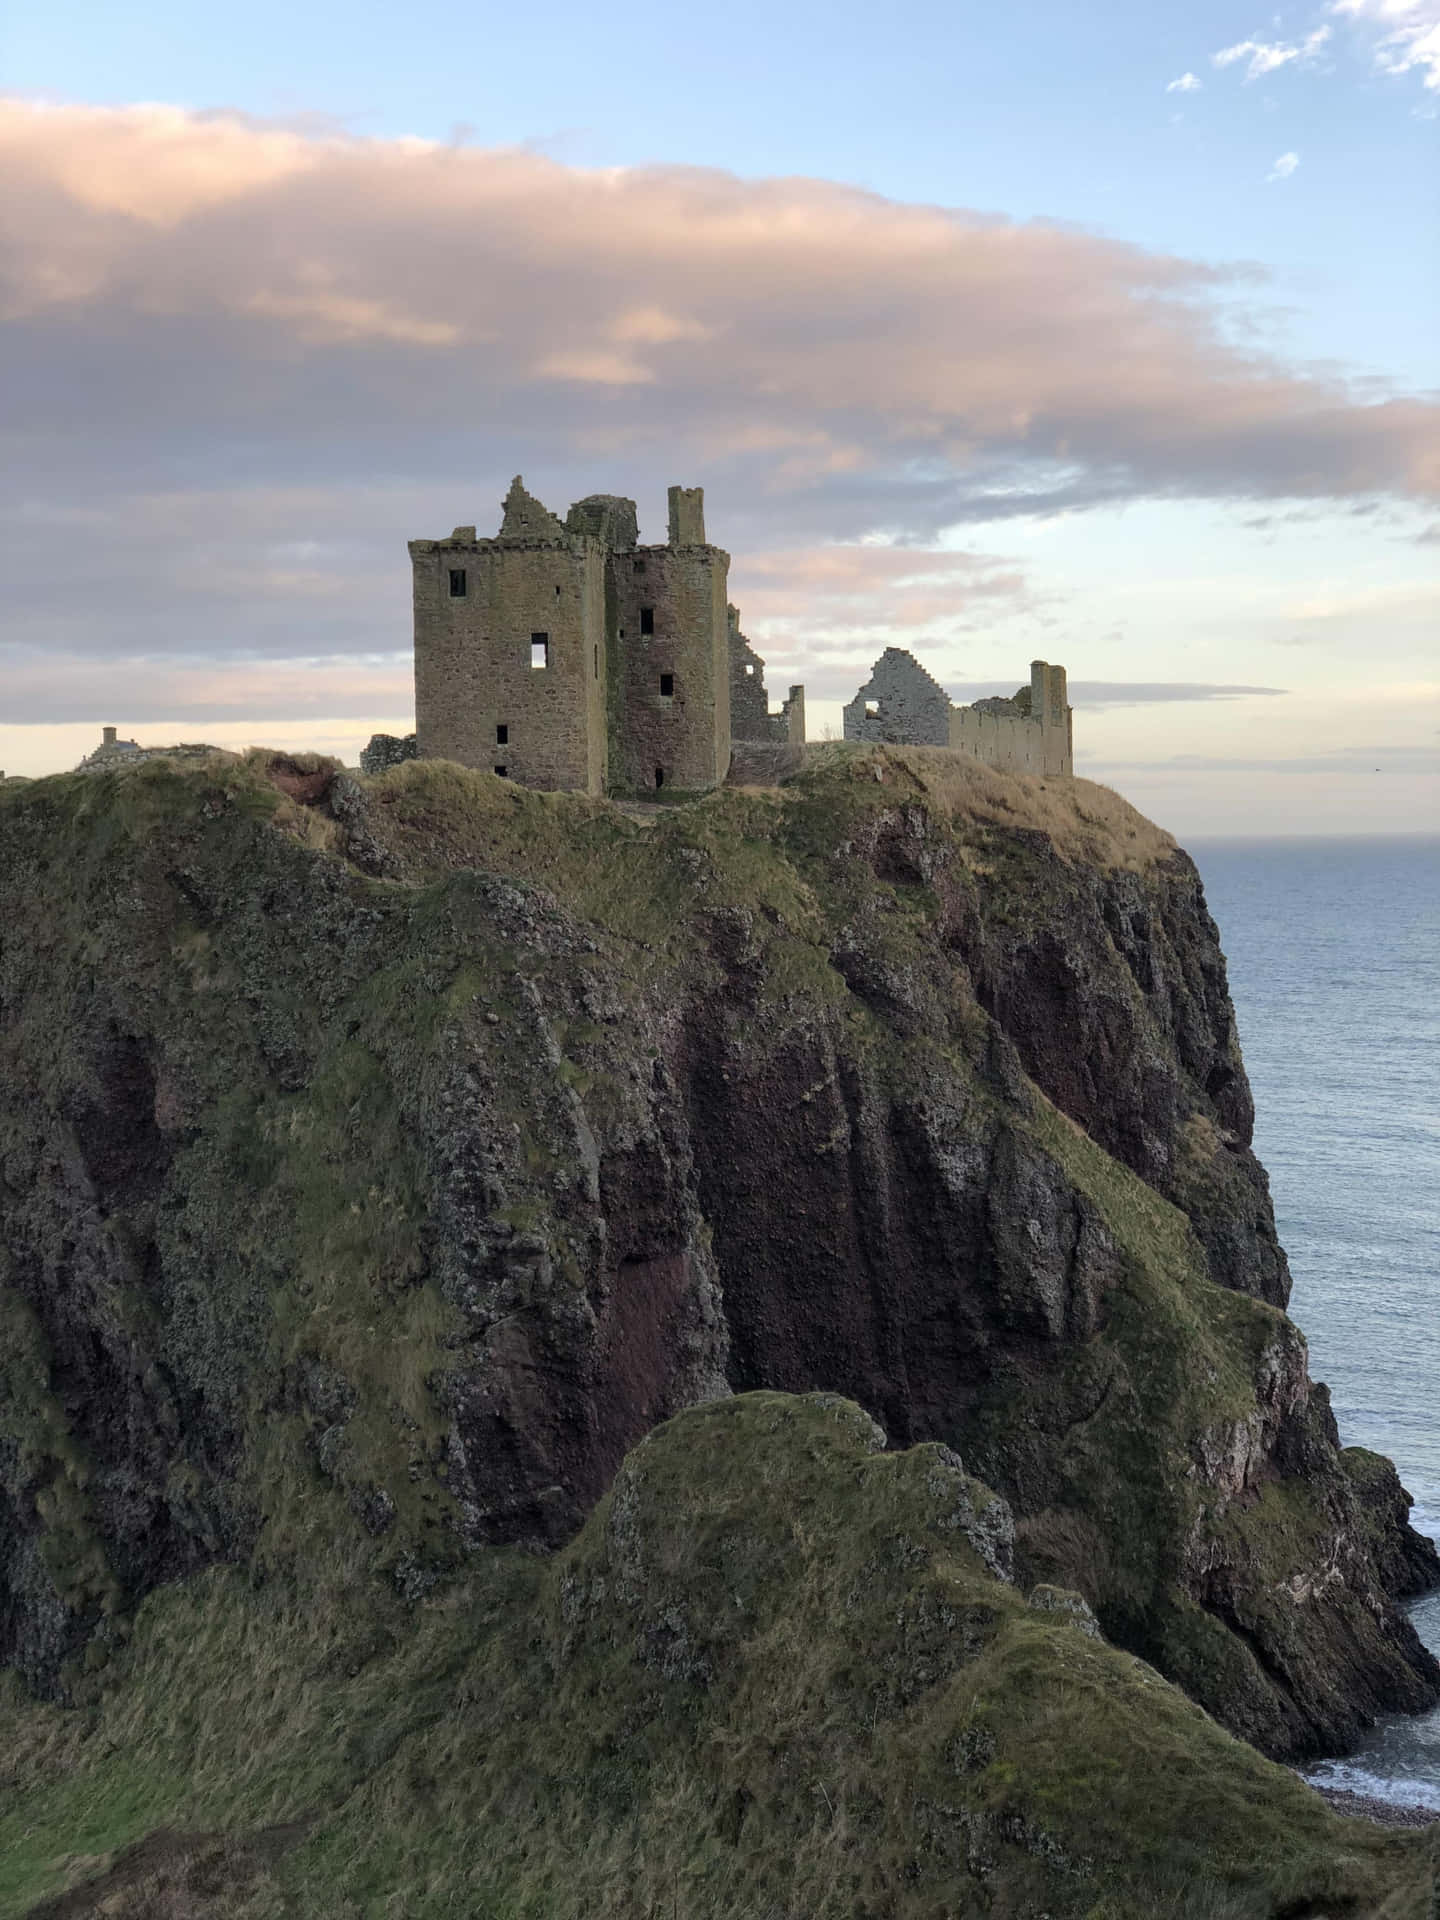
top-left (1, 740), bottom-right (1177, 877)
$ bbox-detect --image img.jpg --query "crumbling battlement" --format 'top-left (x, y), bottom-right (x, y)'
top-left (843, 649), bottom-right (1072, 777)
top-left (409, 478), bottom-right (802, 798)
top-left (728, 607), bottom-right (805, 747)
top-left (951, 661), bottom-right (1071, 776)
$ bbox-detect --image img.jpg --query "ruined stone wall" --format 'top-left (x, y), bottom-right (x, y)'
top-left (950, 705), bottom-right (1043, 773)
top-left (728, 609), bottom-right (774, 741)
top-left (843, 648), bottom-right (952, 746)
top-left (359, 733), bottom-right (418, 775)
top-left (667, 485), bottom-right (706, 548)
top-left (76, 735), bottom-right (220, 775)
top-left (412, 533), bottom-right (608, 795)
top-left (728, 609), bottom-right (806, 748)
top-left (1035, 661), bottom-right (1072, 776)
top-left (608, 543), bottom-right (731, 793)
top-left (949, 662), bottom-right (1072, 777)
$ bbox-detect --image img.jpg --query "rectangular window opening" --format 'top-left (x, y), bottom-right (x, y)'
top-left (449, 568), bottom-right (467, 597)
top-left (639, 606), bottom-right (655, 636)
top-left (530, 633), bottom-right (549, 670)
top-left (865, 700), bottom-right (879, 717)
top-left (496, 723), bottom-right (508, 745)
top-left (494, 765), bottom-right (508, 778)
top-left (633, 558), bottom-right (646, 574)
top-left (659, 673), bottom-right (674, 698)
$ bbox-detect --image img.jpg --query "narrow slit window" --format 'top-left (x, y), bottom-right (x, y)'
top-left (496, 723), bottom-right (508, 745)
top-left (659, 673), bottom-right (674, 698)
top-left (449, 568), bottom-right (467, 597)
top-left (530, 633), bottom-right (549, 669)
top-left (639, 606), bottom-right (655, 636)
top-left (593, 645), bottom-right (599, 677)
top-left (654, 766), bottom-right (665, 789)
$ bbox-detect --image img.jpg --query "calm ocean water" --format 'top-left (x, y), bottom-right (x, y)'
top-left (1191, 837), bottom-right (1440, 1804)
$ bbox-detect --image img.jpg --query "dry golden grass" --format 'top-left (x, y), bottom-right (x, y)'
top-left (794, 743), bottom-right (1178, 872)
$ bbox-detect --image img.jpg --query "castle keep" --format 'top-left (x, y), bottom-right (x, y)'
top-left (410, 478), bottom-right (799, 797)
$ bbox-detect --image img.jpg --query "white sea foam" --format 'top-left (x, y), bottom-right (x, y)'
top-left (1302, 1757), bottom-right (1440, 1812)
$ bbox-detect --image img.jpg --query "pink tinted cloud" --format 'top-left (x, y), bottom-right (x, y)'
top-left (2, 97), bottom-right (1437, 514)
top-left (1, 650), bottom-right (413, 725)
top-left (733, 544), bottom-right (1032, 634)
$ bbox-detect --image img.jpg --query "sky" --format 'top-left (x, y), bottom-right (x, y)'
top-left (1, 0), bottom-right (1437, 833)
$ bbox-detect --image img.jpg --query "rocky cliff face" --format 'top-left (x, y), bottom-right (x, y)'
top-left (0, 745), bottom-right (1434, 1764)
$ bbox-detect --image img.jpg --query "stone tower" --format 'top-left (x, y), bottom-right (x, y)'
top-left (409, 478), bottom-right (734, 796)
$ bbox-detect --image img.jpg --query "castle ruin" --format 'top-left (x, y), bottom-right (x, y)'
top-left (408, 479), bottom-right (804, 797)
top-left (844, 648), bottom-right (1072, 777)
top-left (728, 607), bottom-right (805, 749)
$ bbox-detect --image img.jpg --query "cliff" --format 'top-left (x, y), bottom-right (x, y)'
top-left (0, 746), bottom-right (1436, 1915)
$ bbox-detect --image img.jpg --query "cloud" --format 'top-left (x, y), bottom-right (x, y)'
top-left (1272, 578), bottom-right (1440, 644)
top-left (0, 97), bottom-right (1438, 716)
top-left (1267, 151), bottom-right (1301, 180)
top-left (947, 680), bottom-right (1286, 708)
top-left (1213, 26), bottom-right (1332, 80)
top-left (1166, 72), bottom-right (1203, 92)
top-left (1329, 0), bottom-right (1440, 89)
top-left (719, 544), bottom-right (1043, 694)
top-left (735, 544), bottom-right (1033, 633)
top-left (1064, 682), bottom-right (1287, 707)
top-left (1271, 580), bottom-right (1440, 651)
top-left (1081, 742), bottom-right (1439, 775)
top-left (793, 670), bottom-right (1292, 710)
top-left (1286, 580), bottom-right (1439, 618)
top-left (0, 650), bottom-right (413, 726)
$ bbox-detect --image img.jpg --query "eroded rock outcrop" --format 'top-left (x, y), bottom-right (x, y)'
top-left (0, 744), bottom-right (1433, 1766)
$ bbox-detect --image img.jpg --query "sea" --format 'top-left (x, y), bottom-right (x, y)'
top-left (1191, 836), bottom-right (1440, 1808)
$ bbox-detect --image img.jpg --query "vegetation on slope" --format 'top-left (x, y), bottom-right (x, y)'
top-left (3, 1394), bottom-right (1436, 1919)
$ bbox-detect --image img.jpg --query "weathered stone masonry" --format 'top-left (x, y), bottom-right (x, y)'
top-left (845, 649), bottom-right (1073, 777)
top-left (410, 479), bottom-right (800, 797)
top-left (951, 662), bottom-right (1072, 777)
top-left (728, 607), bottom-right (805, 748)
top-left (843, 648), bottom-right (952, 748)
